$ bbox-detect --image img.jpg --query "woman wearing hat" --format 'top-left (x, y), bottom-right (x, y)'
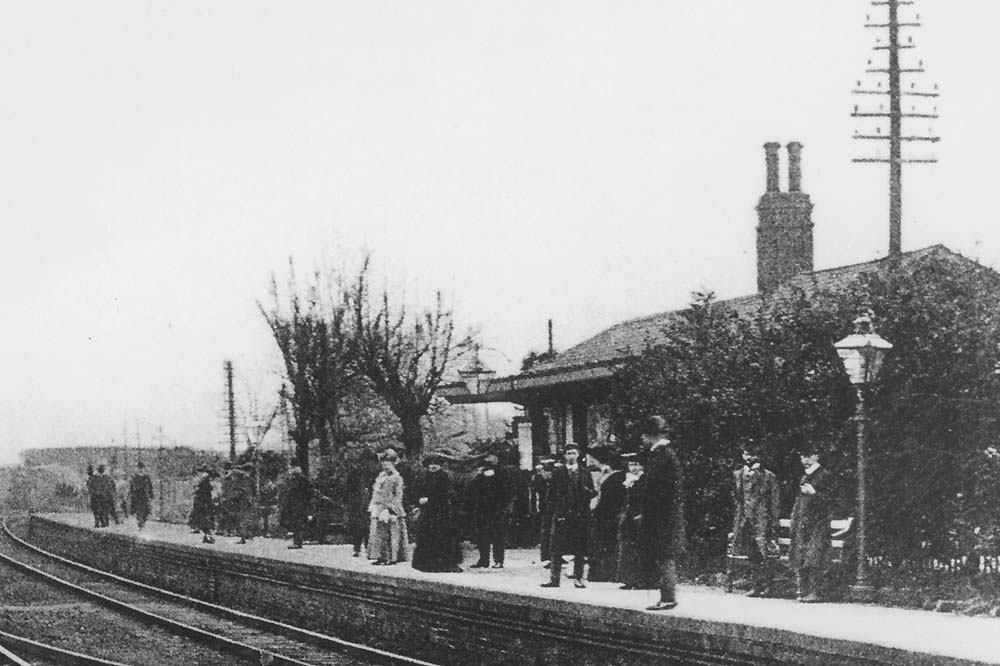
top-left (411, 454), bottom-right (462, 573)
top-left (367, 449), bottom-right (409, 565)
top-left (617, 452), bottom-right (651, 589)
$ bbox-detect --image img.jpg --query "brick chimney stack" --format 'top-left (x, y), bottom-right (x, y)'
top-left (756, 141), bottom-right (814, 295)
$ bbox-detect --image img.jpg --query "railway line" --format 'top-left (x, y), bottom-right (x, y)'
top-left (0, 518), bottom-right (439, 666)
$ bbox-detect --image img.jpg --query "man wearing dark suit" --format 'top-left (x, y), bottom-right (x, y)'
top-left (468, 455), bottom-right (511, 569)
top-left (790, 450), bottom-right (834, 602)
top-left (731, 446), bottom-right (781, 597)
top-left (541, 443), bottom-right (596, 588)
top-left (638, 416), bottom-right (685, 611)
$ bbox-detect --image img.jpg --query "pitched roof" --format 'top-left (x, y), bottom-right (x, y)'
top-left (524, 244), bottom-right (957, 376)
top-left (438, 244), bottom-right (980, 403)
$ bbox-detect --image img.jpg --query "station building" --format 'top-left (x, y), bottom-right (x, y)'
top-left (440, 143), bottom-right (988, 460)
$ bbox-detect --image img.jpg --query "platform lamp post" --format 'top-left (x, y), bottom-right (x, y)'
top-left (459, 345), bottom-right (496, 440)
top-left (834, 309), bottom-right (893, 602)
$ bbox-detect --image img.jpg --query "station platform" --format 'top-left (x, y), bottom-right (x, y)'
top-left (31, 513), bottom-right (1000, 666)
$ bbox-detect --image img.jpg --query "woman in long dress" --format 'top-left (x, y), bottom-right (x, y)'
top-left (411, 454), bottom-right (462, 572)
top-left (367, 448), bottom-right (409, 565)
top-left (617, 453), bottom-right (654, 589)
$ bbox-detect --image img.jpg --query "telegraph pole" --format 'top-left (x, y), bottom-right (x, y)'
top-left (225, 360), bottom-right (237, 462)
top-left (853, 0), bottom-right (939, 257)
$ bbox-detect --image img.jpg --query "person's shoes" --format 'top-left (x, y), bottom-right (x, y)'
top-left (237, 538), bottom-right (247, 544)
top-left (288, 544), bottom-right (303, 550)
top-left (373, 559), bottom-right (387, 566)
top-left (646, 600), bottom-right (678, 611)
top-left (799, 594), bottom-right (821, 603)
top-left (573, 578), bottom-right (586, 589)
top-left (620, 584), bottom-right (636, 590)
top-left (491, 563), bottom-right (504, 569)
top-left (202, 535), bottom-right (215, 544)
top-left (540, 581), bottom-right (560, 588)
top-left (352, 551), bottom-right (361, 558)
top-left (451, 567), bottom-right (463, 573)
top-left (470, 562), bottom-right (489, 569)
top-left (748, 588), bottom-right (770, 598)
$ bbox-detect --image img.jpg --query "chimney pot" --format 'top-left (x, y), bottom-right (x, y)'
top-left (787, 142), bottom-right (803, 192)
top-left (764, 142), bottom-right (781, 193)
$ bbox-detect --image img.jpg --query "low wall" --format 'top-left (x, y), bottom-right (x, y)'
top-left (25, 516), bottom-right (982, 666)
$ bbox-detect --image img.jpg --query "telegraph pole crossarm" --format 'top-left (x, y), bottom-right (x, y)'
top-left (852, 0), bottom-right (939, 257)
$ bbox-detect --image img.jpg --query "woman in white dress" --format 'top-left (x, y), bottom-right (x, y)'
top-left (367, 448), bottom-right (409, 564)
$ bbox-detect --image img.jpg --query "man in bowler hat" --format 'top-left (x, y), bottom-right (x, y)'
top-left (637, 416), bottom-right (685, 610)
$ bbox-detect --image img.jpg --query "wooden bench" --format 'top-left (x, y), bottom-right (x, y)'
top-left (725, 517), bottom-right (854, 593)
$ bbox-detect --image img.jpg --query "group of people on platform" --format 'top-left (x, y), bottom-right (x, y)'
top-left (731, 445), bottom-right (835, 603)
top-left (188, 460), bottom-right (265, 544)
top-left (84, 461), bottom-right (154, 529)
top-left (174, 414), bottom-right (836, 611)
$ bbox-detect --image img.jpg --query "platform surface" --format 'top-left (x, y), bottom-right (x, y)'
top-left (43, 513), bottom-right (1000, 665)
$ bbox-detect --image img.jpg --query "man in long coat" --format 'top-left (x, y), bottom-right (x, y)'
top-left (128, 461), bottom-right (155, 529)
top-left (467, 454), bottom-right (511, 569)
top-left (638, 416), bottom-right (685, 611)
top-left (280, 466), bottom-right (311, 549)
top-left (541, 443), bottom-right (596, 588)
top-left (731, 446), bottom-right (781, 596)
top-left (790, 450), bottom-right (834, 602)
top-left (91, 464), bottom-right (116, 528)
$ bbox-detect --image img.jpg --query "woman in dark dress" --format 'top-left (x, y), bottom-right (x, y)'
top-left (588, 452), bottom-right (627, 582)
top-left (190, 469), bottom-right (217, 543)
top-left (617, 453), bottom-right (654, 589)
top-left (411, 455), bottom-right (462, 573)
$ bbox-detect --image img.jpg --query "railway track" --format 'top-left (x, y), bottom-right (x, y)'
top-left (1, 518), bottom-right (439, 666)
top-left (1, 628), bottom-right (132, 666)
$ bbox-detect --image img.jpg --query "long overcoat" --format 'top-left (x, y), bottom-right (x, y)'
top-left (279, 472), bottom-right (312, 531)
top-left (589, 469), bottom-right (626, 582)
top-left (129, 473), bottom-right (154, 519)
top-left (789, 466), bottom-right (834, 570)
top-left (639, 444), bottom-right (685, 563)
top-left (189, 474), bottom-right (215, 533)
top-left (618, 472), bottom-right (656, 587)
top-left (547, 464), bottom-right (596, 555)
top-left (731, 466), bottom-right (780, 558)
top-left (411, 469), bottom-right (461, 572)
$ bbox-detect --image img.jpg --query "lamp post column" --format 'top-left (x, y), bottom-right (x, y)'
top-left (850, 385), bottom-right (874, 601)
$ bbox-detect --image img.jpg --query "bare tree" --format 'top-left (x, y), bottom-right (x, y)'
top-left (259, 260), bottom-right (356, 475)
top-left (348, 256), bottom-right (473, 459)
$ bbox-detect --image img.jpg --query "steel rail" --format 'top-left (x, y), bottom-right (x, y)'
top-left (1, 519), bottom-right (438, 666)
top-left (0, 527), bottom-right (319, 666)
top-left (18, 519), bottom-right (765, 666)
top-left (0, 630), bottom-right (132, 666)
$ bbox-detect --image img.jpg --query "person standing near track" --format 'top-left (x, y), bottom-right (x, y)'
top-left (637, 416), bottom-right (685, 611)
top-left (85, 464), bottom-right (99, 527)
top-left (467, 454), bottom-right (511, 569)
top-left (280, 465), bottom-right (312, 549)
top-left (91, 464), bottom-right (116, 528)
top-left (541, 443), bottom-right (596, 589)
top-left (367, 448), bottom-right (408, 565)
top-left (190, 468), bottom-right (217, 543)
top-left (128, 461), bottom-right (155, 529)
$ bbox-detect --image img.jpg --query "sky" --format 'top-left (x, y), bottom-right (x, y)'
top-left (1, 1), bottom-right (997, 466)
